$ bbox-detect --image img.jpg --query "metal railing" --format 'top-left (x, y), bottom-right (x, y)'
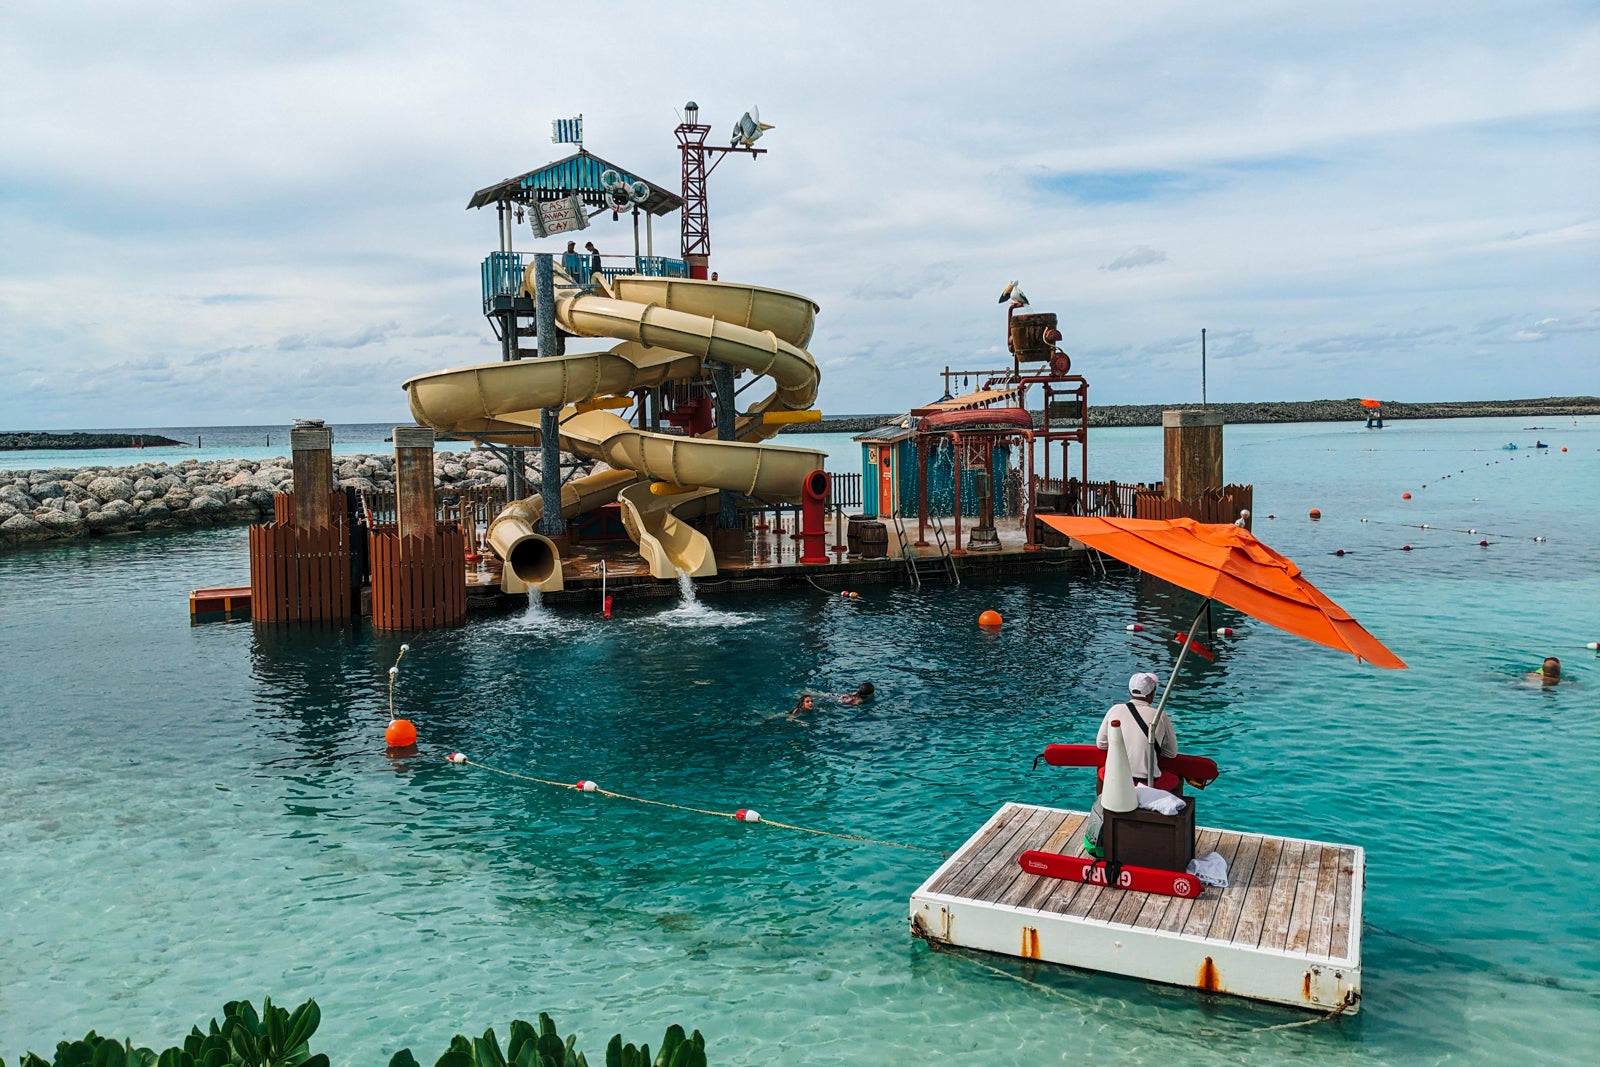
top-left (486, 252), bottom-right (693, 311)
top-left (481, 252), bottom-right (524, 314)
top-left (829, 471), bottom-right (863, 510)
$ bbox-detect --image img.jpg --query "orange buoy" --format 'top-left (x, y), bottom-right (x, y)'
top-left (1561, 446), bottom-right (1567, 452)
top-left (1308, 508), bottom-right (1321, 519)
top-left (978, 610), bottom-right (1003, 629)
top-left (1402, 492), bottom-right (1412, 500)
top-left (385, 719), bottom-right (417, 748)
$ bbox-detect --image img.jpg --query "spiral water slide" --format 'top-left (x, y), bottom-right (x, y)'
top-left (403, 272), bottom-right (825, 592)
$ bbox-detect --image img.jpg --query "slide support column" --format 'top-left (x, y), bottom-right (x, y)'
top-left (535, 253), bottom-right (566, 535)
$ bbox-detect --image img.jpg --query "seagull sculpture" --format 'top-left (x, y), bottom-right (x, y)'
top-left (998, 280), bottom-right (1029, 308)
top-left (731, 107), bottom-right (774, 148)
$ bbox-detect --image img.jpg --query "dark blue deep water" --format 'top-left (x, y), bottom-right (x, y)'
top-left (2, 417), bottom-right (1596, 1065)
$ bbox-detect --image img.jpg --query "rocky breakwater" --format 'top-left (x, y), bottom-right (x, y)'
top-left (0, 450), bottom-right (517, 548)
top-left (0, 430), bottom-right (186, 451)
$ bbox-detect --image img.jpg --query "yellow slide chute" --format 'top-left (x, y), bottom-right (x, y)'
top-left (403, 270), bottom-right (825, 591)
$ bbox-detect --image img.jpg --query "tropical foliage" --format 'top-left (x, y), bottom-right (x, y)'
top-left (3, 999), bottom-right (707, 1067)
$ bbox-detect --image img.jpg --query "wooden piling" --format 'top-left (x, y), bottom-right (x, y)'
top-left (290, 425), bottom-right (335, 529)
top-left (249, 423), bottom-right (355, 622)
top-left (370, 426), bottom-right (466, 630)
top-left (394, 425), bottom-right (437, 540)
top-left (1162, 410), bottom-right (1224, 503)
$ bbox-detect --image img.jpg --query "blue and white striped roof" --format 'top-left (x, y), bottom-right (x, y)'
top-left (467, 150), bottom-right (683, 217)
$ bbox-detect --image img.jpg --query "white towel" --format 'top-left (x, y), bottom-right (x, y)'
top-left (1134, 784), bottom-right (1186, 815)
top-left (1187, 851), bottom-right (1229, 888)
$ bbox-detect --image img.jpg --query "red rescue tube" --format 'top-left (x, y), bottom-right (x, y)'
top-left (1040, 743), bottom-right (1220, 786)
top-left (1018, 851), bottom-right (1204, 897)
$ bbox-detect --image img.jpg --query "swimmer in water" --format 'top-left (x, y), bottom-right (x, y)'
top-left (1529, 657), bottom-right (1562, 686)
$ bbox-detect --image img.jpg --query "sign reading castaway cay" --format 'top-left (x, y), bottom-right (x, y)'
top-left (529, 193), bottom-right (589, 237)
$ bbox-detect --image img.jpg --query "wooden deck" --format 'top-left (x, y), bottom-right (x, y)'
top-left (910, 802), bottom-right (1363, 1013)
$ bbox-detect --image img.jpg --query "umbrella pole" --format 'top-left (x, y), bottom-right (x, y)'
top-left (1149, 601), bottom-right (1211, 779)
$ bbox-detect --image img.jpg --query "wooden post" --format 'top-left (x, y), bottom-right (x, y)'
top-left (290, 423), bottom-right (334, 529)
top-left (394, 425), bottom-right (436, 543)
top-left (1162, 410), bottom-right (1224, 502)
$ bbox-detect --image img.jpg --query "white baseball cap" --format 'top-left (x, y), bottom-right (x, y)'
top-left (1128, 672), bottom-right (1159, 699)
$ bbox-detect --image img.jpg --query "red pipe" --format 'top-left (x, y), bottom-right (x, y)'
top-left (799, 469), bottom-right (830, 565)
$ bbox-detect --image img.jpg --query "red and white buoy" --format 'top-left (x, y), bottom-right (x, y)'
top-left (734, 808), bottom-right (763, 823)
top-left (575, 780), bottom-right (598, 792)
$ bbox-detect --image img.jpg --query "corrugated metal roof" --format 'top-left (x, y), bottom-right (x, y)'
top-left (853, 419), bottom-right (915, 443)
top-left (467, 150), bottom-right (683, 216)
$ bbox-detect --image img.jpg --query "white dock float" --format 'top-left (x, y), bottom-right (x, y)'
top-left (910, 802), bottom-right (1363, 1013)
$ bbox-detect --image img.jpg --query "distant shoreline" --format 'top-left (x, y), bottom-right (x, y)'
top-left (779, 396), bottom-right (1600, 435)
top-left (3, 397), bottom-right (1594, 447)
top-left (0, 431), bottom-right (185, 452)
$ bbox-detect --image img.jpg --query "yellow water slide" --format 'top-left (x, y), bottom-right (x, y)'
top-left (403, 270), bottom-right (825, 591)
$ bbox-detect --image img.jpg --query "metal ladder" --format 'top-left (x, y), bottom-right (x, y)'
top-left (892, 512), bottom-right (960, 588)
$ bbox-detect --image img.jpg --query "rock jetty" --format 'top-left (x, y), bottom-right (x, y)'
top-left (0, 430), bottom-right (185, 451)
top-left (784, 396), bottom-right (1600, 435)
top-left (0, 451), bottom-right (517, 548)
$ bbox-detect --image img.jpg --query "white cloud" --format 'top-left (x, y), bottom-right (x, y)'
top-left (1101, 246), bottom-right (1169, 271)
top-left (1, 1), bottom-right (1597, 427)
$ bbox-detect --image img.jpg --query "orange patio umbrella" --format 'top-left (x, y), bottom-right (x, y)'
top-left (1037, 515), bottom-right (1406, 669)
top-left (1360, 399), bottom-right (1383, 409)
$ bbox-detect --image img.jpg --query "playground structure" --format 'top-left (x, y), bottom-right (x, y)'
top-left (868, 292), bottom-right (1090, 555)
top-left (408, 103), bottom-right (836, 597)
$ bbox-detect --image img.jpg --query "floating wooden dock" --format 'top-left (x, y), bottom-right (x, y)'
top-left (189, 585), bottom-right (252, 622)
top-left (910, 802), bottom-right (1362, 1013)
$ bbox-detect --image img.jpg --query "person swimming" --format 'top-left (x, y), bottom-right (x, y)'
top-left (840, 682), bottom-right (875, 706)
top-left (1529, 657), bottom-right (1562, 686)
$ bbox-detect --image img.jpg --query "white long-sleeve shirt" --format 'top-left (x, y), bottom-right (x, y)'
top-left (1096, 698), bottom-right (1178, 781)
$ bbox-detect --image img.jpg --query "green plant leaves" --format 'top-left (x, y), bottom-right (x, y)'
top-left (11, 1001), bottom-right (702, 1067)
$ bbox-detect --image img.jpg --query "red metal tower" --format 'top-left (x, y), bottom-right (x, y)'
top-left (676, 101), bottom-right (767, 279)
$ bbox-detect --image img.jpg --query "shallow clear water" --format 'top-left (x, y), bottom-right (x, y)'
top-left (2, 416), bottom-right (1597, 1065)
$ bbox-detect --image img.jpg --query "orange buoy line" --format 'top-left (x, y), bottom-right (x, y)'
top-left (443, 754), bottom-right (945, 854)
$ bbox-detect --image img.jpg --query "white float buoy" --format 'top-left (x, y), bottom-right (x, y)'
top-left (1126, 624), bottom-right (1143, 632)
top-left (735, 808), bottom-right (763, 823)
top-left (576, 780), bottom-right (598, 792)
top-left (1101, 720), bottom-right (1138, 814)
top-left (446, 752), bottom-right (467, 764)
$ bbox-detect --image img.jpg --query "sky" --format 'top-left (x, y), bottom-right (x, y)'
top-left (2, 1), bottom-right (1597, 429)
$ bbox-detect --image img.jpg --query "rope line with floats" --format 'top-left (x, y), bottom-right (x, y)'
top-left (445, 754), bottom-right (946, 855)
top-left (384, 645), bottom-right (942, 853)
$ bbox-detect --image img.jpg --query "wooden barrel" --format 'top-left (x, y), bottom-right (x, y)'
top-left (857, 521), bottom-right (889, 559)
top-left (1008, 311), bottom-right (1058, 362)
top-left (846, 514), bottom-right (873, 556)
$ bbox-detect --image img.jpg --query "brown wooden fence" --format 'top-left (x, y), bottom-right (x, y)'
top-left (1133, 484), bottom-right (1254, 525)
top-left (361, 485), bottom-right (506, 534)
top-left (369, 522), bottom-right (467, 631)
top-left (248, 492), bottom-right (355, 622)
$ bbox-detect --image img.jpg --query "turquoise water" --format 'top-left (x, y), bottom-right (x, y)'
top-left (1, 416), bottom-right (1596, 1065)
